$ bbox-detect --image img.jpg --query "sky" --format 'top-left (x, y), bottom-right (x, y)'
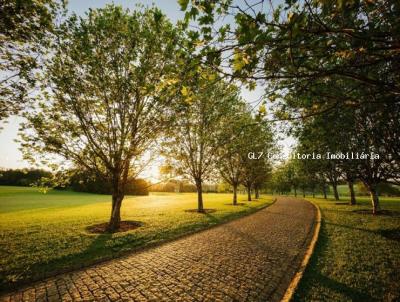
top-left (0, 0), bottom-right (293, 177)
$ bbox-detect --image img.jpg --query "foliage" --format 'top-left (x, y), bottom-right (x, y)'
top-left (238, 119), bottom-right (275, 200)
top-left (161, 70), bottom-right (242, 211)
top-left (0, 168), bottom-right (51, 186)
top-left (181, 0), bottom-right (400, 114)
top-left (293, 102), bottom-right (400, 211)
top-left (216, 99), bottom-right (275, 203)
top-left (69, 169), bottom-right (149, 195)
top-left (0, 0), bottom-right (64, 122)
top-left (181, 0), bottom-right (399, 213)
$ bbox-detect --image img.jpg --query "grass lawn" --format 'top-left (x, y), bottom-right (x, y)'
top-left (294, 196), bottom-right (400, 302)
top-left (0, 186), bottom-right (273, 291)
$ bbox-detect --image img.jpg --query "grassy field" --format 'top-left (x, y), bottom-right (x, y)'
top-left (0, 186), bottom-right (273, 291)
top-left (294, 196), bottom-right (400, 302)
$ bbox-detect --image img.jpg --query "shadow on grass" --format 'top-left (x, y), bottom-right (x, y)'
top-left (325, 222), bottom-right (400, 242)
top-left (379, 228), bottom-right (400, 241)
top-left (324, 221), bottom-right (377, 234)
top-left (352, 209), bottom-right (400, 217)
top-left (2, 232), bottom-right (146, 292)
top-left (184, 209), bottom-right (217, 214)
top-left (294, 221), bottom-right (376, 302)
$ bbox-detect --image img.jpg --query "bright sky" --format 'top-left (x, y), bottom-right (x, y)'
top-left (0, 0), bottom-right (294, 179)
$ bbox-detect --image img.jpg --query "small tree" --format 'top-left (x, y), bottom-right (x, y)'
top-left (217, 104), bottom-right (251, 205)
top-left (163, 74), bottom-right (239, 212)
top-left (20, 5), bottom-right (181, 231)
top-left (239, 119), bottom-right (275, 201)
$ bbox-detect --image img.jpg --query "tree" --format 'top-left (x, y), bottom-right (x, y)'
top-left (282, 159), bottom-right (301, 197)
top-left (294, 99), bottom-right (400, 213)
top-left (239, 119), bottom-right (275, 201)
top-left (20, 5), bottom-right (181, 231)
top-left (294, 113), bottom-right (344, 201)
top-left (217, 102), bottom-right (250, 205)
top-left (351, 102), bottom-right (400, 214)
top-left (0, 0), bottom-right (64, 122)
top-left (162, 72), bottom-right (240, 212)
top-left (271, 164), bottom-right (291, 195)
top-left (181, 0), bottom-right (400, 112)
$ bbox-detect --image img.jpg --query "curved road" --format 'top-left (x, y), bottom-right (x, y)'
top-left (1, 197), bottom-right (316, 302)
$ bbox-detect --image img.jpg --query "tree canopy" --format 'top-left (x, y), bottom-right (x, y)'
top-left (20, 5), bottom-right (183, 230)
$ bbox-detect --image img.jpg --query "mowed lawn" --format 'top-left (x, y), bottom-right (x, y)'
top-left (0, 186), bottom-right (273, 291)
top-left (294, 196), bottom-right (400, 302)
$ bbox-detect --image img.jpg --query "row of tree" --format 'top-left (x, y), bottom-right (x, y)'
top-left (0, 169), bottom-right (51, 187)
top-left (2, 3), bottom-right (275, 231)
top-left (180, 0), bottom-right (400, 214)
top-left (270, 157), bottom-right (400, 201)
top-left (2, 0), bottom-right (399, 229)
top-left (161, 82), bottom-right (275, 208)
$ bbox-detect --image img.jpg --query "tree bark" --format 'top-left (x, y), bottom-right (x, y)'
top-left (247, 184), bottom-right (252, 201)
top-left (233, 183), bottom-right (238, 205)
top-left (348, 180), bottom-right (356, 205)
top-left (108, 191), bottom-right (124, 232)
top-left (332, 183), bottom-right (340, 200)
top-left (196, 180), bottom-right (204, 212)
top-left (254, 187), bottom-right (259, 199)
top-left (322, 184), bottom-right (327, 199)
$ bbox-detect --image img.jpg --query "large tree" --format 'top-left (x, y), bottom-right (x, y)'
top-left (20, 5), bottom-right (181, 231)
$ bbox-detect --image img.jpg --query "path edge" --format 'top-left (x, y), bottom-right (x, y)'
top-left (280, 199), bottom-right (322, 302)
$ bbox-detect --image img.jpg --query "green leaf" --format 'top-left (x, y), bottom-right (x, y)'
top-left (178, 0), bottom-right (189, 11)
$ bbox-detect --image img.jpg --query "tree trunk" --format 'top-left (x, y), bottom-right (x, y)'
top-left (108, 191), bottom-right (124, 232)
top-left (348, 180), bottom-right (356, 205)
top-left (333, 183), bottom-right (339, 200)
top-left (368, 184), bottom-right (380, 214)
top-left (196, 180), bottom-right (204, 212)
top-left (312, 187), bottom-right (315, 198)
top-left (302, 188), bottom-right (305, 198)
top-left (247, 185), bottom-right (252, 201)
top-left (254, 187), bottom-right (259, 199)
top-left (294, 187), bottom-right (297, 197)
top-left (322, 184), bottom-right (327, 199)
top-left (233, 183), bottom-right (238, 205)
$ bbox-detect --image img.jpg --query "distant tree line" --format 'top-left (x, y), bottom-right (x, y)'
top-left (69, 170), bottom-right (149, 196)
top-left (0, 168), bottom-right (149, 195)
top-left (0, 169), bottom-right (51, 187)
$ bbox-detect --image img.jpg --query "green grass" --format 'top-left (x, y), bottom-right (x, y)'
top-left (0, 186), bottom-right (273, 291)
top-left (294, 196), bottom-right (400, 302)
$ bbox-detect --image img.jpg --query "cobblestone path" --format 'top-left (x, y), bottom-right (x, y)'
top-left (1, 197), bottom-right (316, 302)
